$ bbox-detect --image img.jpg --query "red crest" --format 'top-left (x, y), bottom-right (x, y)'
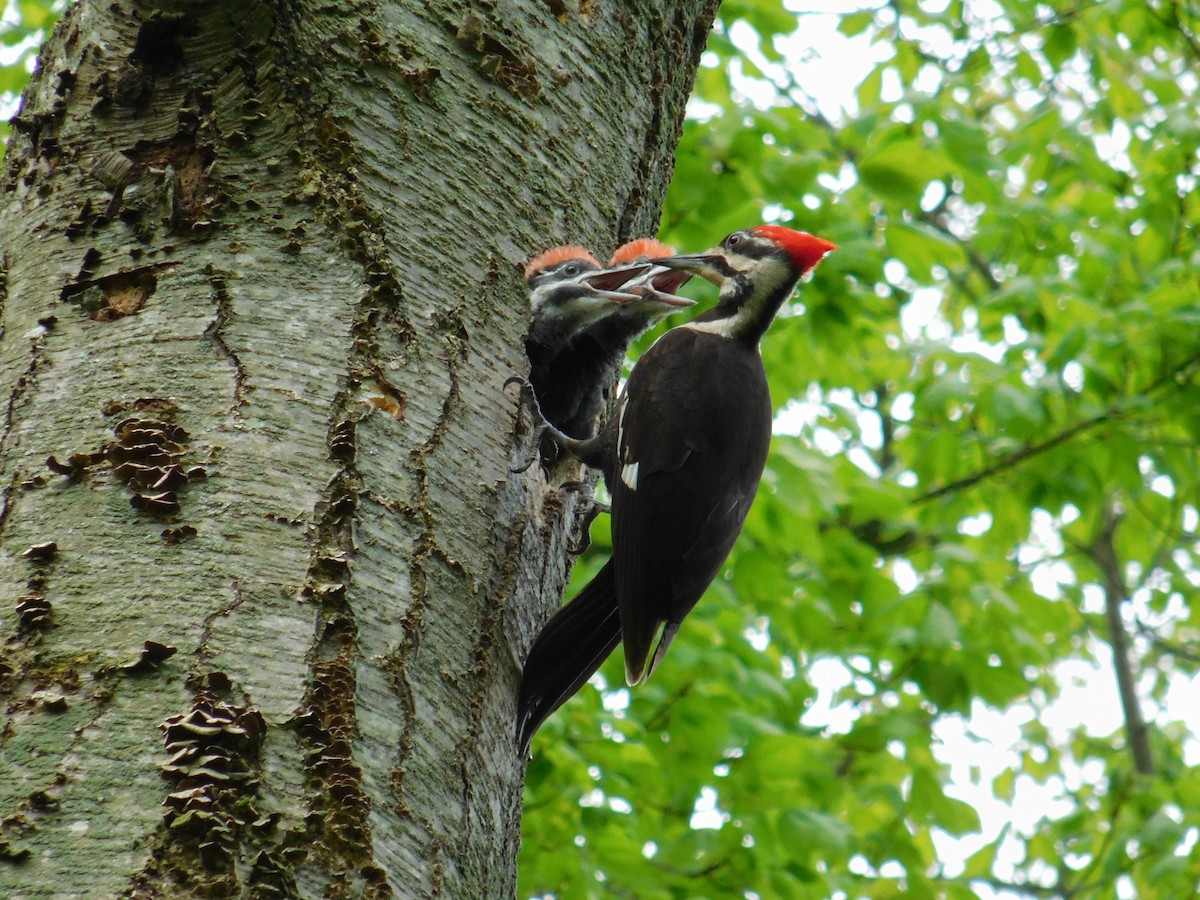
top-left (749, 225), bottom-right (836, 273)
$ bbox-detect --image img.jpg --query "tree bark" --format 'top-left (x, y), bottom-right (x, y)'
top-left (0, 1), bottom-right (717, 895)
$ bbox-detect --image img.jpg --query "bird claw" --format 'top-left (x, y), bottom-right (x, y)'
top-left (510, 424), bottom-right (551, 473)
top-left (503, 374), bottom-right (532, 397)
top-left (507, 375), bottom-right (549, 473)
top-left (559, 480), bottom-right (611, 554)
top-left (559, 480), bottom-right (611, 515)
top-left (506, 373), bottom-right (581, 474)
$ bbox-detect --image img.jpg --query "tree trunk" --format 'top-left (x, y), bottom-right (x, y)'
top-left (0, 1), bottom-right (716, 895)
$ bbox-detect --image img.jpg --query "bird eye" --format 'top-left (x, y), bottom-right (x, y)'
top-left (563, 263), bottom-right (579, 277)
top-left (727, 232), bottom-right (744, 248)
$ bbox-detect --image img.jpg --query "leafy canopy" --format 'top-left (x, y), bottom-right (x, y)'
top-left (521, 1), bottom-right (1200, 898)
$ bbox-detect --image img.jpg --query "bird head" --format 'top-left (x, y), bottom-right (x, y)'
top-left (650, 226), bottom-right (836, 341)
top-left (650, 226), bottom-right (835, 287)
top-left (525, 245), bottom-right (648, 346)
top-left (605, 238), bottom-right (695, 313)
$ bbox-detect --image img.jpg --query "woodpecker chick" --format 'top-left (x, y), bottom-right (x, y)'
top-left (517, 225), bottom-right (836, 753)
top-left (525, 245), bottom-right (643, 362)
top-left (524, 246), bottom-right (646, 441)
top-left (607, 238), bottom-right (694, 307)
top-left (523, 242), bottom-right (694, 444)
top-left (544, 237), bottom-right (695, 454)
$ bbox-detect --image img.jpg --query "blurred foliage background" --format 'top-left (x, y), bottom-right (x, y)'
top-left (520, 1), bottom-right (1200, 898)
top-left (3, 0), bottom-right (1197, 897)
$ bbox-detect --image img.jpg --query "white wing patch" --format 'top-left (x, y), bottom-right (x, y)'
top-left (615, 393), bottom-right (637, 489)
top-left (621, 461), bottom-right (640, 491)
top-left (677, 318), bottom-right (737, 338)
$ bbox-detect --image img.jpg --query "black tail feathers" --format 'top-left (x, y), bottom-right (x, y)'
top-left (517, 560), bottom-right (622, 755)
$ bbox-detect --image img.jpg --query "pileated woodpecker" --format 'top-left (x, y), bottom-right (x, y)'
top-left (524, 246), bottom-right (644, 440)
top-left (524, 242), bottom-right (693, 444)
top-left (517, 225), bottom-right (836, 752)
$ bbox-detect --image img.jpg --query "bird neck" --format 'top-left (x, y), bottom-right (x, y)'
top-left (693, 270), bottom-right (797, 345)
top-left (583, 310), bottom-right (651, 351)
top-left (526, 316), bottom-right (575, 352)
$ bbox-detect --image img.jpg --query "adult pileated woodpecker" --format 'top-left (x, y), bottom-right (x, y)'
top-left (517, 225), bottom-right (836, 753)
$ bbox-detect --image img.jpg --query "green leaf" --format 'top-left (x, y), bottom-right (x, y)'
top-left (1043, 23), bottom-right (1078, 67)
top-left (886, 221), bottom-right (967, 279)
top-left (839, 11), bottom-right (875, 38)
top-left (920, 602), bottom-right (961, 648)
top-left (989, 383), bottom-right (1045, 437)
top-left (858, 141), bottom-right (947, 206)
top-left (942, 119), bottom-right (993, 173)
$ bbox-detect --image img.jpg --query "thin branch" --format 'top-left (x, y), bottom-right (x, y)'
top-left (1089, 501), bottom-right (1154, 776)
top-left (641, 680), bottom-right (695, 733)
top-left (915, 410), bottom-right (1112, 504)
top-left (915, 353), bottom-right (1200, 505)
top-left (1125, 490), bottom-right (1182, 596)
top-left (875, 382), bottom-right (897, 472)
top-left (916, 209), bottom-right (1001, 292)
top-left (1164, 0), bottom-right (1200, 65)
top-left (1065, 747), bottom-right (1133, 892)
top-left (648, 852), bottom-right (734, 880)
top-left (1135, 618), bottom-right (1200, 665)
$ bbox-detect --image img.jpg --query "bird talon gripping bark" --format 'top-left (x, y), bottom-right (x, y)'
top-left (558, 480), bottom-right (611, 554)
top-left (506, 373), bottom-right (577, 473)
top-left (505, 375), bottom-right (541, 473)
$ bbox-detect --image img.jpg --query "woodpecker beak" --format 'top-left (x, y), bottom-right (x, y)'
top-left (618, 266), bottom-right (696, 308)
top-left (579, 264), bottom-right (651, 295)
top-left (649, 252), bottom-right (739, 287)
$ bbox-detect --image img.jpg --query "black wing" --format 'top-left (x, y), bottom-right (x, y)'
top-left (610, 328), bottom-right (772, 683)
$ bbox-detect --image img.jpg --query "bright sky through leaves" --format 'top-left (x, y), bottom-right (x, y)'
top-left (526, 0), bottom-right (1199, 895)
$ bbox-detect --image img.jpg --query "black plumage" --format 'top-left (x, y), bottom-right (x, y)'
top-left (517, 225), bottom-right (837, 752)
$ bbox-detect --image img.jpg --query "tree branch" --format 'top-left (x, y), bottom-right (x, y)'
top-left (915, 410), bottom-right (1112, 505)
top-left (915, 353), bottom-right (1200, 505)
top-left (1089, 501), bottom-right (1154, 775)
top-left (1135, 617), bottom-right (1200, 665)
top-left (917, 209), bottom-right (1002, 292)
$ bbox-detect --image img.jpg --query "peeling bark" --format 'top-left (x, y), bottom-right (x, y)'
top-left (0, 0), bottom-right (718, 895)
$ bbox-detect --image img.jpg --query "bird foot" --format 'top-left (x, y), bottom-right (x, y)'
top-left (505, 375), bottom-right (582, 473)
top-left (558, 480), bottom-right (611, 515)
top-left (505, 376), bottom-right (550, 473)
top-left (558, 480), bottom-right (611, 554)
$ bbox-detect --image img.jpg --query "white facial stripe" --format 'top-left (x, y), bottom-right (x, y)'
top-left (724, 250), bottom-right (756, 273)
top-left (683, 256), bottom-right (794, 341)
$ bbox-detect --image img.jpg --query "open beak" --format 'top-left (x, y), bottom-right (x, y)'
top-left (649, 252), bottom-right (738, 287)
top-left (579, 264), bottom-right (651, 294)
top-left (576, 267), bottom-right (643, 307)
top-left (584, 288), bottom-right (641, 304)
top-left (618, 266), bottom-right (696, 308)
